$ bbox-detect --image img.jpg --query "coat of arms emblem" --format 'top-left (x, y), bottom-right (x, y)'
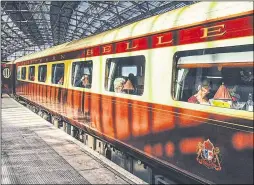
top-left (196, 139), bottom-right (222, 171)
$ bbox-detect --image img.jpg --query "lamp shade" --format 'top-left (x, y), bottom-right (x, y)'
top-left (213, 83), bottom-right (232, 100)
top-left (123, 79), bottom-right (134, 90)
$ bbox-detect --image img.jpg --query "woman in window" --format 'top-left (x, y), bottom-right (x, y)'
top-left (114, 78), bottom-right (126, 93)
top-left (79, 74), bottom-right (91, 88)
top-left (58, 76), bottom-right (64, 85)
top-left (188, 80), bottom-right (211, 105)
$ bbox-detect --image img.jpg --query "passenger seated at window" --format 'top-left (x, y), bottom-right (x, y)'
top-left (77, 74), bottom-right (91, 88)
top-left (58, 76), bottom-right (64, 85)
top-left (188, 80), bottom-right (211, 105)
top-left (30, 75), bottom-right (35, 81)
top-left (127, 73), bottom-right (136, 86)
top-left (221, 68), bottom-right (241, 102)
top-left (227, 85), bottom-right (240, 102)
top-left (114, 78), bottom-right (126, 93)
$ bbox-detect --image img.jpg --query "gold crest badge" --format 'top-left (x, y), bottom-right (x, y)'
top-left (196, 139), bottom-right (222, 171)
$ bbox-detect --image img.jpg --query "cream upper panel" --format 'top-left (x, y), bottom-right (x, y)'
top-left (149, 2), bottom-right (253, 33)
top-left (13, 1), bottom-right (253, 64)
top-left (114, 1), bottom-right (253, 40)
top-left (14, 42), bottom-right (70, 63)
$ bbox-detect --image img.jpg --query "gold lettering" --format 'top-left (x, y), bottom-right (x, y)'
top-left (201, 24), bottom-right (226, 38)
top-left (156, 35), bottom-right (173, 45)
top-left (86, 49), bottom-right (93, 56)
top-left (52, 55), bottom-right (56, 61)
top-left (60, 55), bottom-right (65, 59)
top-left (102, 45), bottom-right (112, 53)
top-left (126, 42), bottom-right (138, 50)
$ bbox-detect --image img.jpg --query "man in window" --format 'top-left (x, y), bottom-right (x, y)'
top-left (58, 76), bottom-right (64, 85)
top-left (188, 80), bottom-right (211, 105)
top-left (78, 74), bottom-right (91, 88)
top-left (30, 74), bottom-right (35, 81)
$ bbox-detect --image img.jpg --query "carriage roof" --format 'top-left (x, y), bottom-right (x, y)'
top-left (11, 1), bottom-right (253, 64)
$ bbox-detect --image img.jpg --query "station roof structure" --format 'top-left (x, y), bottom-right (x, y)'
top-left (1, 1), bottom-right (197, 62)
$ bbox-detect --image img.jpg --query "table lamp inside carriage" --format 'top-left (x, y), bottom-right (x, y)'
top-left (123, 79), bottom-right (135, 94)
top-left (209, 83), bottom-right (233, 108)
top-left (209, 82), bottom-right (245, 109)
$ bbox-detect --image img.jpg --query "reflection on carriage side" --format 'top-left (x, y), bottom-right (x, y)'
top-left (5, 2), bottom-right (253, 184)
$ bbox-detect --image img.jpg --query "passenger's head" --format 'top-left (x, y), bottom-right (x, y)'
top-left (128, 73), bottom-right (135, 84)
top-left (81, 74), bottom-right (90, 84)
top-left (198, 80), bottom-right (211, 98)
top-left (128, 73), bottom-right (135, 79)
top-left (221, 67), bottom-right (240, 86)
top-left (58, 76), bottom-right (64, 84)
top-left (114, 78), bottom-right (126, 93)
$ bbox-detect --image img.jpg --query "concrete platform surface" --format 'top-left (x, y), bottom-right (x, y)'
top-left (1, 95), bottom-right (147, 184)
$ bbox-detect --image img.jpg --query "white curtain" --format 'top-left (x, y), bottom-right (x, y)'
top-left (73, 63), bottom-right (82, 86)
top-left (175, 68), bottom-right (189, 100)
top-left (107, 61), bottom-right (116, 91)
top-left (53, 65), bottom-right (57, 84)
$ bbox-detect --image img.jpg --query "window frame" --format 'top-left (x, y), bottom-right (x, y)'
top-left (21, 66), bottom-right (27, 80)
top-left (38, 65), bottom-right (47, 82)
top-left (51, 63), bottom-right (65, 85)
top-left (71, 60), bottom-right (93, 89)
top-left (171, 44), bottom-right (253, 110)
top-left (17, 66), bottom-right (21, 80)
top-left (104, 55), bottom-right (146, 96)
top-left (28, 65), bottom-right (35, 81)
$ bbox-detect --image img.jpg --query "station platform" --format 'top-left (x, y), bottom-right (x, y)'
top-left (1, 94), bottom-right (147, 184)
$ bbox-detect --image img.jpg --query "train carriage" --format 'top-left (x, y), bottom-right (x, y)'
top-left (3, 2), bottom-right (253, 184)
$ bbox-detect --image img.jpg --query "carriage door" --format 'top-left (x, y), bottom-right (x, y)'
top-left (1, 63), bottom-right (16, 95)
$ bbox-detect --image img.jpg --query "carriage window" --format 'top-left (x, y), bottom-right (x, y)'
top-left (38, 65), bottom-right (47, 82)
top-left (28, 66), bottom-right (35, 81)
top-left (51, 63), bottom-right (64, 85)
top-left (21, 67), bottom-right (26, 80)
top-left (17, 67), bottom-right (21, 79)
top-left (174, 51), bottom-right (253, 112)
top-left (105, 55), bottom-right (145, 96)
top-left (72, 60), bottom-right (93, 88)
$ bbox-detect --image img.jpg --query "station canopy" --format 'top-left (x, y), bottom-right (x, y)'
top-left (1, 1), bottom-right (197, 62)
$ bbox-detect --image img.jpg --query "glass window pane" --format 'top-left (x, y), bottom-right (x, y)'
top-left (174, 51), bottom-right (253, 112)
top-left (72, 60), bottom-right (93, 89)
top-left (105, 55), bottom-right (145, 96)
top-left (21, 67), bottom-right (26, 80)
top-left (51, 63), bottom-right (64, 85)
top-left (28, 66), bottom-right (35, 81)
top-left (17, 67), bottom-right (21, 79)
top-left (38, 65), bottom-right (47, 82)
